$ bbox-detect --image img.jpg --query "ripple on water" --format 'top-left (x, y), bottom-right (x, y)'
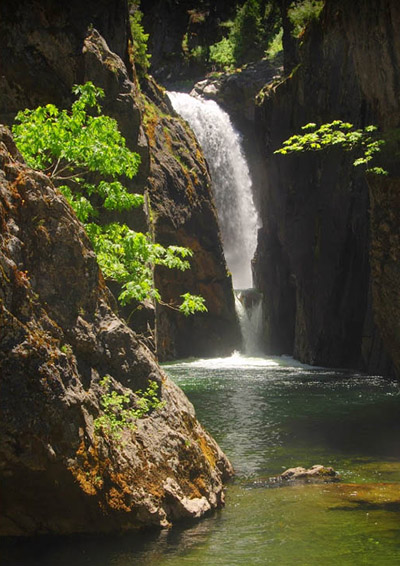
top-left (2, 356), bottom-right (400, 566)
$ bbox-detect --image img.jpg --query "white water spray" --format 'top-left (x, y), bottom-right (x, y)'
top-left (235, 291), bottom-right (263, 355)
top-left (168, 92), bottom-right (259, 289)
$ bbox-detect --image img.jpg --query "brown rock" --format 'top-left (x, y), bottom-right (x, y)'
top-left (0, 126), bottom-right (233, 535)
top-left (280, 465), bottom-right (340, 483)
top-left (0, 0), bottom-right (241, 361)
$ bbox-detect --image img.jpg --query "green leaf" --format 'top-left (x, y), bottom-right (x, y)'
top-left (274, 119), bottom-right (387, 175)
top-left (179, 293), bottom-right (208, 316)
top-left (12, 82), bottom-right (206, 317)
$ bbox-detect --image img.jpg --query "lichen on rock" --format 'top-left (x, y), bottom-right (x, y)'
top-left (0, 126), bottom-right (233, 535)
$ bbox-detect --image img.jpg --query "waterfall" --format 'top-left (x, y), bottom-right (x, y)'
top-left (168, 92), bottom-right (259, 290)
top-left (168, 91), bottom-right (262, 354)
top-left (235, 290), bottom-right (263, 355)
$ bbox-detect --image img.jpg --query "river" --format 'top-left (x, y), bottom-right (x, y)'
top-left (3, 353), bottom-right (400, 565)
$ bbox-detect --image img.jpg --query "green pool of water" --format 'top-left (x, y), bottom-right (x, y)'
top-left (2, 354), bottom-right (400, 565)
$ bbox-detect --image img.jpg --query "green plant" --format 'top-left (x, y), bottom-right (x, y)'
top-left (231, 0), bottom-right (264, 64)
top-left (288, 0), bottom-right (324, 38)
top-left (94, 376), bottom-right (165, 439)
top-left (265, 27), bottom-right (283, 60)
top-left (182, 33), bottom-right (208, 66)
top-left (209, 36), bottom-right (236, 69)
top-left (12, 83), bottom-right (208, 315)
top-left (60, 343), bottom-right (73, 356)
top-left (274, 120), bottom-right (387, 175)
top-left (209, 0), bottom-right (264, 69)
top-left (129, 2), bottom-right (151, 76)
top-left (179, 293), bottom-right (207, 316)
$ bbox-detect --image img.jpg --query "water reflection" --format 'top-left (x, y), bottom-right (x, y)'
top-left (2, 355), bottom-right (400, 566)
top-left (0, 518), bottom-right (223, 566)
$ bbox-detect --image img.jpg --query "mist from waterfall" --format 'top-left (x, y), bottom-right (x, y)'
top-left (168, 91), bottom-right (259, 290)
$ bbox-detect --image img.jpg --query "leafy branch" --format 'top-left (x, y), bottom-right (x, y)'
top-left (12, 82), bottom-right (207, 316)
top-left (274, 120), bottom-right (387, 175)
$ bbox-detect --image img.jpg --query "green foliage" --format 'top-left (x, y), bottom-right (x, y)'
top-left (231, 0), bottom-right (264, 65)
top-left (182, 33), bottom-right (208, 66)
top-left (288, 0), bottom-right (325, 38)
top-left (86, 223), bottom-right (195, 306)
top-left (13, 82), bottom-right (142, 225)
top-left (209, 36), bottom-right (236, 69)
top-left (209, 0), bottom-right (266, 69)
top-left (274, 120), bottom-right (387, 175)
top-left (94, 376), bottom-right (165, 439)
top-left (179, 293), bottom-right (208, 316)
top-left (129, 3), bottom-right (151, 76)
top-left (265, 28), bottom-right (283, 60)
top-left (12, 83), bottom-right (208, 315)
top-left (13, 84), bottom-right (140, 180)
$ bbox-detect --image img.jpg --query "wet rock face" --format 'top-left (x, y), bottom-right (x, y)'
top-left (368, 175), bottom-right (400, 376)
top-left (0, 127), bottom-right (233, 535)
top-left (254, 17), bottom-right (371, 368)
top-left (254, 0), bottom-right (400, 375)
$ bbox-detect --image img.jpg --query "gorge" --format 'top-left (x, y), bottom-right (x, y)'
top-left (1, 0), bottom-right (400, 564)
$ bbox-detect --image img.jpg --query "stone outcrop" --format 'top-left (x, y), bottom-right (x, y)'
top-left (279, 465), bottom-right (340, 483)
top-left (0, 126), bottom-right (233, 535)
top-left (192, 60), bottom-right (279, 128)
top-left (253, 0), bottom-right (400, 375)
top-left (142, 79), bottom-right (241, 359)
top-left (0, 0), bottom-right (240, 360)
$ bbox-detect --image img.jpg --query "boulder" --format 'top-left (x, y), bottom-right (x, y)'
top-left (0, 126), bottom-right (233, 535)
top-left (280, 465), bottom-right (340, 483)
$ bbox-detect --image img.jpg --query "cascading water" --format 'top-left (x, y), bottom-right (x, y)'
top-left (234, 290), bottom-right (263, 355)
top-left (168, 91), bottom-right (263, 353)
top-left (168, 92), bottom-right (259, 290)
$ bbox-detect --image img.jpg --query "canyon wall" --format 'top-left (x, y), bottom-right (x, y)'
top-left (254, 0), bottom-right (400, 375)
top-left (0, 0), bottom-right (237, 534)
top-left (0, 0), bottom-right (240, 360)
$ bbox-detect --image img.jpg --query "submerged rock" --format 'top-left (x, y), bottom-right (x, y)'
top-left (328, 482), bottom-right (400, 511)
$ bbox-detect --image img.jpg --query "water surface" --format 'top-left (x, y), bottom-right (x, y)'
top-left (2, 354), bottom-right (400, 565)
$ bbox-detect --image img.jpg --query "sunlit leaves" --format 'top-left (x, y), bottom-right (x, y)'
top-left (85, 223), bottom-right (205, 312)
top-left (12, 82), bottom-right (207, 316)
top-left (179, 293), bottom-right (208, 316)
top-left (274, 120), bottom-right (387, 175)
top-left (13, 82), bottom-right (141, 182)
top-left (94, 376), bottom-right (165, 439)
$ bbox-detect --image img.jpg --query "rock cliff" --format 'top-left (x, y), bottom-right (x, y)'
top-left (254, 0), bottom-right (400, 375)
top-left (0, 126), bottom-right (233, 535)
top-left (142, 79), bottom-right (240, 359)
top-left (0, 0), bottom-right (240, 360)
top-left (0, 0), bottom-right (237, 535)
